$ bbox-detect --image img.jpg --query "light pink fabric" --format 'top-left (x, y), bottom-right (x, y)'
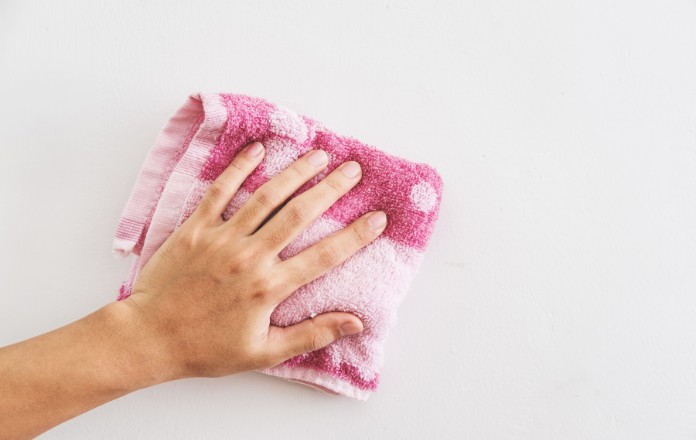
top-left (113, 92), bottom-right (443, 400)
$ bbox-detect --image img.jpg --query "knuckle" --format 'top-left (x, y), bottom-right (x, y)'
top-left (249, 276), bottom-right (277, 299)
top-left (288, 264), bottom-right (312, 287)
top-left (195, 198), bottom-right (214, 217)
top-left (206, 181), bottom-right (226, 201)
top-left (228, 160), bottom-right (246, 173)
top-left (228, 247), bottom-right (257, 272)
top-left (261, 227), bottom-right (286, 250)
top-left (316, 242), bottom-right (341, 267)
top-left (351, 224), bottom-right (369, 246)
top-left (234, 203), bottom-right (261, 228)
top-left (323, 176), bottom-right (345, 195)
top-left (176, 226), bottom-right (202, 250)
top-left (248, 291), bottom-right (266, 303)
top-left (305, 330), bottom-right (329, 353)
top-left (284, 201), bottom-right (308, 225)
top-left (229, 258), bottom-right (252, 273)
top-left (254, 188), bottom-right (282, 208)
top-left (288, 161), bottom-right (309, 179)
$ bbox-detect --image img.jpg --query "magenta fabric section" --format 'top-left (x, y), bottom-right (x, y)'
top-left (113, 92), bottom-right (444, 400)
top-left (199, 94), bottom-right (442, 252)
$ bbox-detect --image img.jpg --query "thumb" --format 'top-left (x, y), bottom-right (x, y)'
top-left (265, 312), bottom-right (364, 365)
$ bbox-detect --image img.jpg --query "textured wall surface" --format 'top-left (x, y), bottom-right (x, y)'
top-left (1, 1), bottom-right (695, 438)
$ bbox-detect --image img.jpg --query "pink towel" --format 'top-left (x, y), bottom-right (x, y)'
top-left (113, 93), bottom-right (443, 400)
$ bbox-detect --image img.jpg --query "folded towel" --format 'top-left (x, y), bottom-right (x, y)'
top-left (113, 93), bottom-right (444, 400)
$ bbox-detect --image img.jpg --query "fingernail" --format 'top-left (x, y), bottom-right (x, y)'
top-left (246, 142), bottom-right (264, 157)
top-left (340, 161), bottom-right (361, 178)
top-left (307, 150), bottom-right (328, 167)
top-left (367, 211), bottom-right (387, 230)
top-left (339, 321), bottom-right (363, 337)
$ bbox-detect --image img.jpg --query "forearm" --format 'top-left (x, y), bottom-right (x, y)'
top-left (0, 302), bottom-right (169, 439)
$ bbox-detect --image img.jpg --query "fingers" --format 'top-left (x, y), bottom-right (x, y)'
top-left (272, 210), bottom-right (387, 303)
top-left (225, 149), bottom-right (330, 235)
top-left (254, 160), bottom-right (364, 253)
top-left (190, 142), bottom-right (266, 225)
top-left (263, 312), bottom-right (363, 366)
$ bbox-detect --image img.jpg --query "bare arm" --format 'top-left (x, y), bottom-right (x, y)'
top-left (0, 142), bottom-right (387, 439)
top-left (0, 302), bottom-right (171, 438)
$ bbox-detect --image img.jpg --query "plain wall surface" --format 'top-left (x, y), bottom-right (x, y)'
top-left (1, 1), bottom-right (695, 438)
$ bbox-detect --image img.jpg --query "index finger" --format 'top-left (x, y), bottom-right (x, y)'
top-left (189, 141), bottom-right (266, 225)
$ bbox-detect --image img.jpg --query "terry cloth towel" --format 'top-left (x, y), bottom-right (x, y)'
top-left (113, 93), bottom-right (443, 400)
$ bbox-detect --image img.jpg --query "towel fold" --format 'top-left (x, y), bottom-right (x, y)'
top-left (113, 92), bottom-right (443, 400)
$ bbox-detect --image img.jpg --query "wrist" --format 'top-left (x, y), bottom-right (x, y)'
top-left (100, 300), bottom-right (181, 390)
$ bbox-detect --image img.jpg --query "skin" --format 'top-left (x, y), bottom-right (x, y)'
top-left (0, 141), bottom-right (387, 439)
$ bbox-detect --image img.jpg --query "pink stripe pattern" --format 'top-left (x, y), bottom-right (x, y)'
top-left (113, 92), bottom-right (444, 400)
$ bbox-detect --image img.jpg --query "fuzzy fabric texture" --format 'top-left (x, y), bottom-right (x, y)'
top-left (113, 92), bottom-right (443, 400)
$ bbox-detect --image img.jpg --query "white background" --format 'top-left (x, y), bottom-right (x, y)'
top-left (1, 1), bottom-right (695, 438)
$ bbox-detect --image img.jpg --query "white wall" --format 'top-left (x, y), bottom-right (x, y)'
top-left (1, 1), bottom-right (695, 438)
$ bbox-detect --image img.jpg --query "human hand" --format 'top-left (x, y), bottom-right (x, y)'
top-left (120, 141), bottom-right (388, 381)
top-left (0, 141), bottom-right (387, 439)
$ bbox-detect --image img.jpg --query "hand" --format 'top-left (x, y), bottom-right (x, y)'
top-left (121, 141), bottom-right (388, 380)
top-left (0, 141), bottom-right (389, 438)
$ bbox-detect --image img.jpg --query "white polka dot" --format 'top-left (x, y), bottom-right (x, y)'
top-left (313, 120), bottom-right (327, 133)
top-left (269, 106), bottom-right (308, 143)
top-left (410, 181), bottom-right (437, 213)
